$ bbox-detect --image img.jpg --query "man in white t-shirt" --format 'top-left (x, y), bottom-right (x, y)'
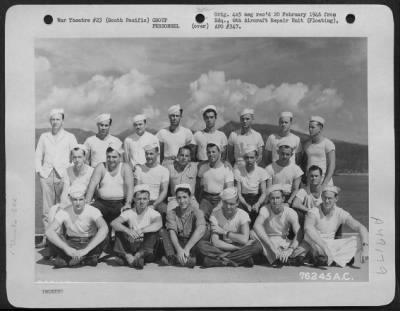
top-left (252, 184), bottom-right (300, 266)
top-left (134, 142), bottom-right (169, 222)
top-left (193, 105), bottom-right (228, 162)
top-left (227, 108), bottom-right (264, 167)
top-left (265, 112), bottom-right (302, 166)
top-left (46, 183), bottom-right (109, 268)
top-left (265, 139), bottom-right (303, 204)
top-left (197, 142), bottom-right (234, 219)
top-left (84, 113), bottom-right (122, 168)
top-left (156, 104), bottom-right (194, 166)
top-left (197, 187), bottom-right (263, 267)
top-left (124, 114), bottom-right (159, 170)
top-left (292, 186), bottom-right (369, 267)
top-left (111, 184), bottom-right (163, 269)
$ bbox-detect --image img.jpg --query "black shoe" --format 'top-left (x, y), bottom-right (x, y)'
top-left (84, 256), bottom-right (99, 267)
top-left (158, 256), bottom-right (172, 266)
top-left (242, 257), bottom-right (254, 268)
top-left (185, 256), bottom-right (196, 268)
top-left (201, 257), bottom-right (226, 268)
top-left (346, 257), bottom-right (355, 266)
top-left (53, 256), bottom-right (68, 268)
top-left (131, 255), bottom-right (145, 270)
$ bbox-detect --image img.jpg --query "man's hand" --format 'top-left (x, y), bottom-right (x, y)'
top-left (211, 224), bottom-right (227, 236)
top-left (252, 203), bottom-right (260, 213)
top-left (360, 244), bottom-right (369, 263)
top-left (176, 247), bottom-right (187, 265)
top-left (121, 203), bottom-right (132, 212)
top-left (279, 248), bottom-right (294, 263)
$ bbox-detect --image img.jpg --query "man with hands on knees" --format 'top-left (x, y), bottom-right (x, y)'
top-left (46, 183), bottom-right (109, 268)
top-left (252, 184), bottom-right (301, 266)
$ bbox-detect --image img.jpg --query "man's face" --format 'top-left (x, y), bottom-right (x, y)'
top-left (50, 114), bottom-right (63, 131)
top-left (222, 197), bottom-right (239, 218)
top-left (244, 151), bottom-right (257, 167)
top-left (176, 190), bottom-right (190, 209)
top-left (145, 148), bottom-right (158, 165)
top-left (177, 148), bottom-right (191, 167)
top-left (278, 146), bottom-right (293, 164)
top-left (106, 150), bottom-right (121, 168)
top-left (207, 146), bottom-right (220, 164)
top-left (71, 149), bottom-right (85, 168)
top-left (97, 120), bottom-right (111, 136)
top-left (279, 117), bottom-right (291, 133)
top-left (309, 121), bottom-right (322, 137)
top-left (134, 191), bottom-right (150, 212)
top-left (240, 114), bottom-right (253, 129)
top-left (70, 194), bottom-right (85, 213)
top-left (270, 191), bottom-right (283, 210)
top-left (321, 191), bottom-right (338, 209)
top-left (169, 112), bottom-right (182, 127)
top-left (203, 111), bottom-right (216, 129)
top-left (309, 169), bottom-right (322, 186)
top-left (134, 120), bottom-right (146, 135)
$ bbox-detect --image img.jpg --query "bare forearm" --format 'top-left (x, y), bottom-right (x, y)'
top-left (141, 220), bottom-right (162, 234)
top-left (213, 238), bottom-right (238, 251)
top-left (84, 226), bottom-right (108, 253)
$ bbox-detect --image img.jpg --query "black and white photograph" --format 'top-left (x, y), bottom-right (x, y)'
top-left (5, 4), bottom-right (395, 308)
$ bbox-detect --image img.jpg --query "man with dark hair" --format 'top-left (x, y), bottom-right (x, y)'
top-left (84, 113), bottom-right (122, 168)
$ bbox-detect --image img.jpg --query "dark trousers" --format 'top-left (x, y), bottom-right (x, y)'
top-left (240, 193), bottom-right (261, 227)
top-left (48, 235), bottom-right (108, 262)
top-left (199, 192), bottom-right (221, 220)
top-left (92, 198), bottom-right (125, 225)
top-left (113, 231), bottom-right (159, 262)
top-left (197, 239), bottom-right (263, 265)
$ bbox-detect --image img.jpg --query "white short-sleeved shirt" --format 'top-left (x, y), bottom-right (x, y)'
top-left (210, 208), bottom-right (250, 244)
top-left (198, 163), bottom-right (234, 194)
top-left (124, 132), bottom-right (159, 167)
top-left (134, 164), bottom-right (169, 201)
top-left (193, 130), bottom-right (228, 161)
top-left (84, 135), bottom-right (122, 168)
top-left (62, 165), bottom-right (94, 189)
top-left (259, 204), bottom-right (297, 239)
top-left (156, 126), bottom-right (194, 158)
top-left (265, 133), bottom-right (302, 163)
top-left (295, 188), bottom-right (322, 210)
top-left (234, 165), bottom-right (270, 194)
top-left (227, 129), bottom-right (264, 162)
top-left (119, 207), bottom-right (161, 231)
top-left (265, 162), bottom-right (303, 185)
top-left (307, 205), bottom-right (350, 240)
top-left (303, 137), bottom-right (335, 175)
top-left (55, 204), bottom-right (102, 238)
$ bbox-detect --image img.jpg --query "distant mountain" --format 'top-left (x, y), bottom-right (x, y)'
top-left (36, 122), bottom-right (368, 173)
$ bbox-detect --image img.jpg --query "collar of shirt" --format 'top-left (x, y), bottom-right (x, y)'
top-left (176, 204), bottom-right (195, 221)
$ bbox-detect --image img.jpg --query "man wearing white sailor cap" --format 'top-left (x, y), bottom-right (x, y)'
top-left (303, 115), bottom-right (336, 187)
top-left (292, 185), bottom-right (369, 267)
top-left (124, 113), bottom-right (159, 170)
top-left (265, 112), bottom-right (302, 166)
top-left (196, 187), bottom-right (263, 268)
top-left (46, 183), bottom-right (109, 268)
top-left (193, 105), bottom-right (228, 162)
top-left (227, 108), bottom-right (264, 167)
top-left (156, 104), bottom-right (194, 166)
top-left (35, 108), bottom-right (78, 248)
top-left (83, 113), bottom-right (122, 168)
top-left (252, 184), bottom-right (301, 266)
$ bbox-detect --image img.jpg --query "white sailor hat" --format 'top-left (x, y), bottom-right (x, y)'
top-left (239, 108), bottom-right (255, 117)
top-left (106, 141), bottom-right (124, 155)
top-left (201, 105), bottom-right (217, 114)
top-left (280, 111), bottom-right (293, 119)
top-left (219, 187), bottom-right (238, 201)
top-left (49, 108), bottom-right (64, 118)
top-left (277, 138), bottom-right (296, 149)
top-left (267, 184), bottom-right (285, 196)
top-left (282, 184), bottom-right (292, 195)
top-left (133, 184), bottom-right (151, 196)
top-left (132, 114), bottom-right (146, 124)
top-left (243, 144), bottom-right (258, 155)
top-left (68, 183), bottom-right (87, 197)
top-left (310, 116), bottom-right (325, 126)
top-left (143, 141), bottom-right (159, 152)
top-left (322, 185), bottom-right (340, 195)
top-left (175, 183), bottom-right (192, 195)
top-left (168, 104), bottom-right (182, 115)
top-left (70, 144), bottom-right (88, 155)
top-left (95, 113), bottom-right (111, 123)
top-left (206, 140), bottom-right (222, 151)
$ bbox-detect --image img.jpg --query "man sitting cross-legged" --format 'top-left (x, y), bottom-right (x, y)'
top-left (197, 187), bottom-right (263, 268)
top-left (110, 184), bottom-right (163, 269)
top-left (46, 183), bottom-right (109, 268)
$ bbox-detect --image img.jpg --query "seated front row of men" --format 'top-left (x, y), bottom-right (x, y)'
top-left (46, 178), bottom-right (369, 269)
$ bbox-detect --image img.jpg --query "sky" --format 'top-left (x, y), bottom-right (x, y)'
top-left (35, 37), bottom-right (367, 144)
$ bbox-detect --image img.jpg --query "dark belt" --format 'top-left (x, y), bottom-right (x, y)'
top-left (67, 236), bottom-right (91, 243)
top-left (97, 198), bottom-right (125, 204)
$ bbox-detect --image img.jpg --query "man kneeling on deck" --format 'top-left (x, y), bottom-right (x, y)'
top-left (46, 184), bottom-right (109, 268)
top-left (111, 184), bottom-right (163, 269)
top-left (292, 185), bottom-right (369, 267)
top-left (252, 184), bottom-right (301, 266)
top-left (197, 187), bottom-right (263, 268)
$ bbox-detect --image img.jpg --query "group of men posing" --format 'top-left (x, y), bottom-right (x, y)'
top-left (35, 104), bottom-right (369, 269)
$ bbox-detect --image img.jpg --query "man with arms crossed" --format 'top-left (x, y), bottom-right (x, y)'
top-left (111, 184), bottom-right (163, 269)
top-left (84, 113), bottom-right (122, 168)
top-left (46, 183), bottom-right (109, 268)
top-left (35, 108), bottom-right (78, 248)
